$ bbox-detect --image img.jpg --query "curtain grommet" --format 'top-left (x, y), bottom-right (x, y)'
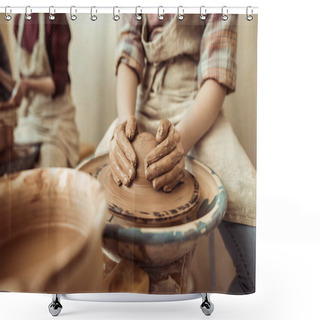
top-left (5, 6), bottom-right (12, 21)
top-left (135, 6), bottom-right (142, 21)
top-left (177, 6), bottom-right (184, 21)
top-left (25, 6), bottom-right (32, 20)
top-left (49, 6), bottom-right (55, 21)
top-left (200, 6), bottom-right (207, 21)
top-left (158, 6), bottom-right (164, 21)
top-left (90, 6), bottom-right (98, 21)
top-left (70, 6), bottom-right (77, 21)
top-left (221, 6), bottom-right (228, 21)
top-left (113, 6), bottom-right (120, 21)
top-left (246, 6), bottom-right (253, 21)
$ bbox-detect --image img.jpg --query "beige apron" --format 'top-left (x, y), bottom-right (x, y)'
top-left (96, 14), bottom-right (256, 227)
top-left (14, 14), bottom-right (79, 168)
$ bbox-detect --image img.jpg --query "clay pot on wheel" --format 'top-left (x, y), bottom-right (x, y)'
top-left (78, 132), bottom-right (227, 268)
top-left (101, 132), bottom-right (200, 227)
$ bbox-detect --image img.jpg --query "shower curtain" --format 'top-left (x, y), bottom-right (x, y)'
top-left (0, 11), bottom-right (257, 296)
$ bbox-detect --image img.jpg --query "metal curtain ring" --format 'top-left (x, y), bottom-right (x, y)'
top-left (177, 6), bottom-right (184, 21)
top-left (113, 6), bottom-right (120, 21)
top-left (5, 6), bottom-right (12, 21)
top-left (25, 6), bottom-right (32, 20)
top-left (135, 6), bottom-right (142, 20)
top-left (200, 6), bottom-right (207, 21)
top-left (246, 6), bottom-right (253, 21)
top-left (49, 6), bottom-right (55, 21)
top-left (158, 6), bottom-right (164, 21)
top-left (91, 6), bottom-right (98, 21)
top-left (221, 6), bottom-right (228, 21)
top-left (70, 6), bottom-right (77, 21)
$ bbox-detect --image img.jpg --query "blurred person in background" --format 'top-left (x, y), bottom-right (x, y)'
top-left (2, 13), bottom-right (79, 168)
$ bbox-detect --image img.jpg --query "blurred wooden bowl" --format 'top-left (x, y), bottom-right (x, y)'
top-left (0, 168), bottom-right (107, 293)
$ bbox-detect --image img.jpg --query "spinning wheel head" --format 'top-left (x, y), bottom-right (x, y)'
top-left (100, 132), bottom-right (200, 226)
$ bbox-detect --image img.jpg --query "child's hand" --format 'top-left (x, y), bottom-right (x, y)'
top-left (145, 119), bottom-right (185, 192)
top-left (110, 116), bottom-right (138, 186)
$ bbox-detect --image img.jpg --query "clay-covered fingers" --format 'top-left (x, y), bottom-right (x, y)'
top-left (145, 147), bottom-right (183, 180)
top-left (109, 119), bottom-right (137, 186)
top-left (110, 159), bottom-right (122, 186)
top-left (110, 144), bottom-right (134, 186)
top-left (145, 121), bottom-right (186, 193)
top-left (145, 126), bottom-right (177, 167)
top-left (155, 119), bottom-right (172, 143)
top-left (152, 159), bottom-right (185, 192)
top-left (111, 140), bottom-right (136, 181)
top-left (114, 123), bottom-right (137, 167)
top-left (163, 173), bottom-right (185, 192)
top-left (125, 115), bottom-right (138, 141)
top-left (109, 151), bottom-right (122, 186)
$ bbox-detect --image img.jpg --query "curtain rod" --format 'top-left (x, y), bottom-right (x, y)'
top-left (0, 6), bottom-right (259, 16)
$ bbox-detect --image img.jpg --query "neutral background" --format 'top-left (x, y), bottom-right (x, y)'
top-left (1, 0), bottom-right (320, 320)
top-left (0, 1), bottom-right (257, 293)
top-left (0, 8), bottom-right (257, 168)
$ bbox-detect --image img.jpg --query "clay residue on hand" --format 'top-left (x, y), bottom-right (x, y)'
top-left (131, 132), bottom-right (158, 187)
top-left (109, 121), bottom-right (137, 186)
top-left (116, 131), bottom-right (185, 192)
top-left (98, 132), bottom-right (200, 225)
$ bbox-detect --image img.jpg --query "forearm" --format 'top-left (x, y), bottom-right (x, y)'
top-left (0, 68), bottom-right (15, 92)
top-left (24, 76), bottom-right (55, 96)
top-left (176, 79), bottom-right (226, 154)
top-left (116, 63), bottom-right (138, 123)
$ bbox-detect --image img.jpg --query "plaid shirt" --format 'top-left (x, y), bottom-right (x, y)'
top-left (116, 14), bottom-right (237, 94)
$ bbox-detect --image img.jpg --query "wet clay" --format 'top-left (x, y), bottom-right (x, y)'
top-left (97, 132), bottom-right (200, 226)
top-left (78, 152), bottom-right (225, 269)
top-left (131, 132), bottom-right (158, 186)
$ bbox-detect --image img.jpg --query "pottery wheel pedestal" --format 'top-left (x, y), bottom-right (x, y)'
top-left (143, 250), bottom-right (195, 294)
top-left (77, 143), bottom-right (227, 295)
top-left (79, 151), bottom-right (201, 294)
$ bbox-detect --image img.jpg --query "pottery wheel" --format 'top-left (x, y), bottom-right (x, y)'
top-left (94, 132), bottom-right (200, 226)
top-left (95, 165), bottom-right (199, 225)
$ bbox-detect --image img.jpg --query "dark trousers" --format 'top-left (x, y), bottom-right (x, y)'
top-left (218, 220), bottom-right (256, 294)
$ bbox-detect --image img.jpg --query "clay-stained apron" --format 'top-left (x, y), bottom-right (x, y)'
top-left (14, 13), bottom-right (79, 167)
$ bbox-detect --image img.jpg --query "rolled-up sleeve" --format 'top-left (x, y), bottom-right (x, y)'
top-left (198, 14), bottom-right (238, 94)
top-left (115, 15), bottom-right (145, 83)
